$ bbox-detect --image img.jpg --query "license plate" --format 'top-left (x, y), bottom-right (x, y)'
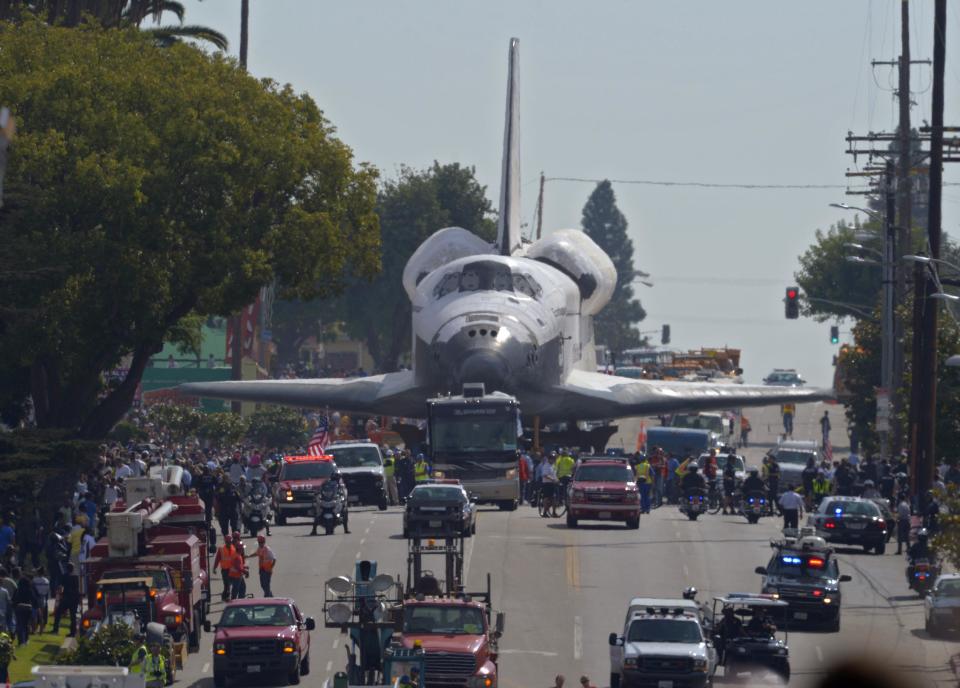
top-left (598, 511), bottom-right (612, 519)
top-left (247, 666), bottom-right (261, 673)
top-left (429, 520), bottom-right (442, 528)
top-left (793, 612), bottom-right (808, 620)
top-left (250, 516), bottom-right (260, 521)
top-left (323, 513), bottom-right (333, 519)
top-left (658, 681), bottom-right (673, 688)
top-left (847, 522), bottom-right (866, 530)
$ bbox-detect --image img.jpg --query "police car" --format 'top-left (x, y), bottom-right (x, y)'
top-left (755, 532), bottom-right (852, 631)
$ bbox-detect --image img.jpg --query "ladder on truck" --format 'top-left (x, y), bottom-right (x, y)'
top-left (405, 530), bottom-right (464, 597)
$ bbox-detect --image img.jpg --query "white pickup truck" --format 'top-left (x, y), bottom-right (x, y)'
top-left (609, 597), bottom-right (717, 688)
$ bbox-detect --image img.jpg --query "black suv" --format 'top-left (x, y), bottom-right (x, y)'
top-left (756, 546), bottom-right (851, 631)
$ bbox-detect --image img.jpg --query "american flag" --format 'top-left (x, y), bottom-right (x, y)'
top-left (308, 416), bottom-right (330, 455)
top-left (823, 438), bottom-right (833, 462)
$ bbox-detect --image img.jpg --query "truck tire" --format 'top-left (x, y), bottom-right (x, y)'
top-left (566, 514), bottom-right (578, 528)
top-left (610, 673), bottom-right (620, 688)
top-left (827, 613), bottom-right (841, 633)
top-left (276, 511), bottom-right (287, 526)
top-left (498, 500), bottom-right (518, 511)
top-left (189, 616), bottom-right (200, 651)
top-left (213, 670), bottom-right (226, 688)
top-left (626, 516), bottom-right (640, 530)
top-left (287, 656), bottom-right (301, 685)
top-left (378, 495), bottom-right (388, 511)
top-left (875, 541), bottom-right (886, 555)
top-left (300, 652), bottom-right (310, 676)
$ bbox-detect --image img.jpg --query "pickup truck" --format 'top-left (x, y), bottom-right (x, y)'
top-left (208, 597), bottom-right (315, 687)
top-left (609, 597), bottom-right (716, 688)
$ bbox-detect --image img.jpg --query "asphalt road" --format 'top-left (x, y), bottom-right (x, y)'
top-left (178, 402), bottom-right (959, 688)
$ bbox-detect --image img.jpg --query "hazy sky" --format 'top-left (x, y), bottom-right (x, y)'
top-left (186, 0), bottom-right (960, 387)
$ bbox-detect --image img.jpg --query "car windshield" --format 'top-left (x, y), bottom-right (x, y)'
top-left (767, 554), bottom-right (838, 580)
top-left (220, 604), bottom-right (296, 627)
top-left (102, 570), bottom-right (169, 590)
top-left (575, 465), bottom-right (631, 482)
top-left (411, 487), bottom-right (465, 503)
top-left (326, 447), bottom-right (381, 468)
top-left (281, 461), bottom-right (334, 480)
top-left (937, 580), bottom-right (960, 597)
top-left (767, 372), bottom-right (799, 383)
top-left (403, 605), bottom-right (485, 634)
top-left (672, 415), bottom-right (724, 433)
top-left (627, 618), bottom-right (702, 643)
top-left (774, 450), bottom-right (816, 466)
top-left (825, 500), bottom-right (880, 517)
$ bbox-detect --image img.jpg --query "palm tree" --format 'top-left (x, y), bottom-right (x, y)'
top-left (0, 0), bottom-right (228, 50)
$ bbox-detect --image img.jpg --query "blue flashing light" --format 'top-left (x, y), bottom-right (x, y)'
top-left (781, 556), bottom-right (802, 565)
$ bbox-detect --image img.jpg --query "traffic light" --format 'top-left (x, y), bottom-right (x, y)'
top-left (661, 324), bottom-right (671, 345)
top-left (830, 325), bottom-right (839, 344)
top-left (785, 287), bottom-right (800, 319)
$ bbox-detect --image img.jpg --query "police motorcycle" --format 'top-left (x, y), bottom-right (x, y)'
top-left (907, 529), bottom-right (940, 598)
top-left (742, 492), bottom-right (767, 524)
top-left (311, 471), bottom-right (349, 536)
top-left (680, 488), bottom-right (708, 521)
top-left (242, 479), bottom-right (272, 538)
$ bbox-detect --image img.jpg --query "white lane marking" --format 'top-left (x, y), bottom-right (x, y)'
top-left (365, 527), bottom-right (371, 534)
top-left (332, 638), bottom-right (339, 649)
top-left (574, 615), bottom-right (582, 660)
top-left (355, 551), bottom-right (361, 559)
top-left (682, 564), bottom-right (689, 578)
top-left (202, 662), bottom-right (210, 674)
top-left (816, 645), bottom-right (823, 663)
top-left (499, 649), bottom-right (560, 656)
top-left (326, 660), bottom-right (333, 672)
top-left (360, 538), bottom-right (366, 545)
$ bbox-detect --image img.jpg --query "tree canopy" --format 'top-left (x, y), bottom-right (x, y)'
top-left (273, 162), bottom-right (496, 372)
top-left (581, 180), bottom-right (646, 355)
top-left (0, 19), bottom-right (379, 438)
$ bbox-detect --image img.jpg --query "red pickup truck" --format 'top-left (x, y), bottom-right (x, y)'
top-left (566, 457), bottom-right (641, 529)
top-left (209, 597), bottom-right (315, 687)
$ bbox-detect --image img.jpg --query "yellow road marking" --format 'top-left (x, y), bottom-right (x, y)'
top-left (565, 541), bottom-right (581, 589)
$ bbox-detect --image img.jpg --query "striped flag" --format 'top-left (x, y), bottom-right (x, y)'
top-left (308, 415), bottom-right (330, 455)
top-left (824, 438), bottom-right (833, 462)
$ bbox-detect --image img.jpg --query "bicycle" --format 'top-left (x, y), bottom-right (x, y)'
top-left (538, 481), bottom-right (568, 518)
top-left (707, 479), bottom-right (723, 515)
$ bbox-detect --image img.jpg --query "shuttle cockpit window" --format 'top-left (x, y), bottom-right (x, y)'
top-left (435, 272), bottom-right (460, 299)
top-left (433, 261), bottom-right (540, 300)
top-left (512, 274), bottom-right (541, 298)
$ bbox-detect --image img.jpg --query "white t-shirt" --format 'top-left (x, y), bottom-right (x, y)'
top-left (115, 464), bottom-right (133, 480)
top-left (541, 464), bottom-right (558, 483)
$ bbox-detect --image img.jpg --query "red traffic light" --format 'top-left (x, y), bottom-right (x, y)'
top-left (787, 289), bottom-right (798, 299)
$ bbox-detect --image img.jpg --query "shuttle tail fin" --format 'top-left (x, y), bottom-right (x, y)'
top-left (495, 38), bottom-right (522, 256)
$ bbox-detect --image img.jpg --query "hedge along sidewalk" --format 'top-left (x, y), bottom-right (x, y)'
top-left (7, 627), bottom-right (69, 683)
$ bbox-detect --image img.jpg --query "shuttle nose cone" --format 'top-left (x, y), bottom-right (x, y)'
top-left (458, 350), bottom-right (510, 392)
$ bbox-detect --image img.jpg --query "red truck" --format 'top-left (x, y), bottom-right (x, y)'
top-left (393, 597), bottom-right (504, 688)
top-left (208, 597), bottom-right (315, 687)
top-left (81, 499), bottom-right (208, 651)
top-left (566, 456), bottom-right (641, 529)
top-left (272, 455), bottom-right (336, 524)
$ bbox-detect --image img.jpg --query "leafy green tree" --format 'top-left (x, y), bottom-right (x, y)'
top-left (145, 403), bottom-right (203, 444)
top-left (0, 1), bottom-right (228, 48)
top-left (0, 19), bottom-right (379, 438)
top-left (795, 220), bottom-right (883, 321)
top-left (198, 411), bottom-right (249, 447)
top-left (246, 406), bottom-right (307, 450)
top-left (278, 162), bottom-right (496, 372)
top-left (270, 298), bottom-right (338, 370)
top-left (581, 180), bottom-right (646, 356)
top-left (57, 622), bottom-right (137, 666)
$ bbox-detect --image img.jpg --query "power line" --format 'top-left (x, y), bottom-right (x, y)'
top-left (546, 176), bottom-right (847, 190)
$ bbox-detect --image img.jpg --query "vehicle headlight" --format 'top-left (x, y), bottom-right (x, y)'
top-left (433, 470), bottom-right (445, 478)
top-left (283, 640), bottom-right (296, 654)
top-left (468, 675), bottom-right (495, 688)
top-left (164, 614), bottom-right (183, 626)
top-left (763, 587), bottom-right (779, 599)
top-left (285, 490), bottom-right (294, 501)
top-left (624, 657), bottom-right (638, 667)
top-left (823, 597), bottom-right (832, 604)
top-left (505, 468), bottom-right (517, 479)
top-left (215, 643), bottom-right (226, 656)
top-left (572, 489), bottom-right (585, 500)
top-left (776, 648), bottom-right (788, 656)
top-left (693, 658), bottom-right (709, 672)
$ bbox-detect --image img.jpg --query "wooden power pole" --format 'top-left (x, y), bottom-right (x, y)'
top-left (231, 0), bottom-right (251, 413)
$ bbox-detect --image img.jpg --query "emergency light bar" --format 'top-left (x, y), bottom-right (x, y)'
top-left (283, 455), bottom-right (333, 462)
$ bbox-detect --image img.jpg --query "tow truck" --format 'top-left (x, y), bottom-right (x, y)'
top-left (81, 486), bottom-right (209, 654)
top-left (321, 513), bottom-right (504, 686)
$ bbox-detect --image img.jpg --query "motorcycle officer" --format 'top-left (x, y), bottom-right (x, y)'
top-left (680, 464), bottom-right (707, 494)
top-left (741, 469), bottom-right (765, 496)
top-left (906, 528), bottom-right (934, 585)
top-left (310, 471), bottom-right (350, 535)
top-left (721, 458), bottom-right (737, 515)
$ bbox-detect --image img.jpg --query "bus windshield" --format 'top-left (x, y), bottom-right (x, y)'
top-left (432, 416), bottom-right (517, 454)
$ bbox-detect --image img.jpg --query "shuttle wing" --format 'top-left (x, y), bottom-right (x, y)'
top-left (545, 370), bottom-right (833, 420)
top-left (178, 371), bottom-right (426, 418)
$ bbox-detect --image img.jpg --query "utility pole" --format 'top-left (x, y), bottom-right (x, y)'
top-left (535, 171), bottom-right (545, 240)
top-left (877, 160), bottom-right (896, 459)
top-left (230, 0), bottom-right (251, 414)
top-left (915, 0), bottom-right (947, 508)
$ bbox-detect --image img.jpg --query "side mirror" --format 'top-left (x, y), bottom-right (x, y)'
top-left (305, 617), bottom-right (316, 631)
top-left (754, 566), bottom-right (767, 575)
top-left (839, 574), bottom-right (852, 583)
top-left (495, 612), bottom-right (505, 635)
top-left (608, 632), bottom-right (623, 647)
top-left (203, 620), bottom-right (212, 633)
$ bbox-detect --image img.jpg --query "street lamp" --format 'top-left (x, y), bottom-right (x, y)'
top-left (845, 255), bottom-right (880, 266)
top-left (830, 202), bottom-right (881, 220)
